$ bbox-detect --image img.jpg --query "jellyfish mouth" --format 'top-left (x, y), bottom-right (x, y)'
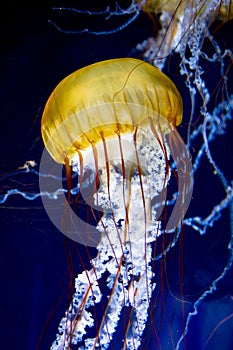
top-left (69, 127), bottom-right (170, 246)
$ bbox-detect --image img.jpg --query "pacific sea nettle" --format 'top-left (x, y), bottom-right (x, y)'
top-left (41, 58), bottom-right (193, 349)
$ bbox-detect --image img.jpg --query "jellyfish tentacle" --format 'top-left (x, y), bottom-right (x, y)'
top-left (122, 238), bottom-right (155, 350)
top-left (81, 229), bottom-right (159, 350)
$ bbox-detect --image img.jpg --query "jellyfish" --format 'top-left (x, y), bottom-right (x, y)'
top-left (134, 0), bottom-right (233, 68)
top-left (40, 57), bottom-right (193, 349)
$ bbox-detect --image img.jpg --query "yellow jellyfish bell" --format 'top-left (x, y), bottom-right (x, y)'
top-left (41, 58), bottom-right (183, 165)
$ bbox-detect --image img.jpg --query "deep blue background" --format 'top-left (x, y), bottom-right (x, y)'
top-left (1, 2), bottom-right (233, 350)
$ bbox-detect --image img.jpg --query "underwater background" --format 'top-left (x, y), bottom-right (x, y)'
top-left (1, 1), bottom-right (233, 349)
